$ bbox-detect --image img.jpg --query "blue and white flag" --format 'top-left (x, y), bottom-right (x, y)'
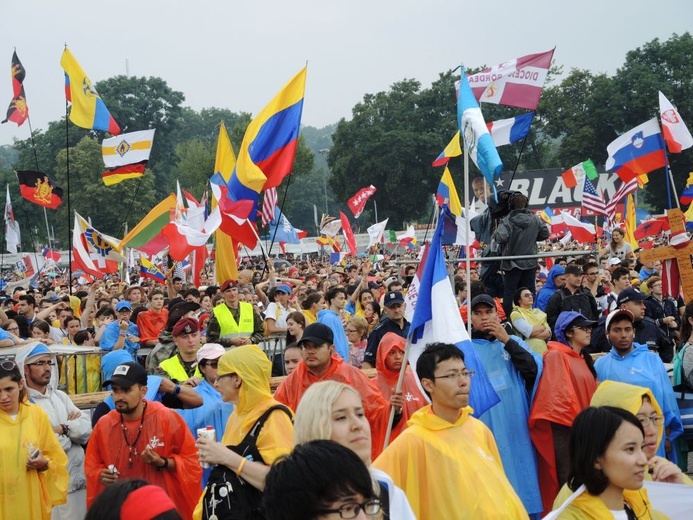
top-left (407, 214), bottom-right (500, 417)
top-left (458, 68), bottom-right (504, 198)
top-left (269, 206), bottom-right (300, 244)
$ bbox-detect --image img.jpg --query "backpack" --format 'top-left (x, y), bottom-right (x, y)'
top-left (201, 405), bottom-right (292, 520)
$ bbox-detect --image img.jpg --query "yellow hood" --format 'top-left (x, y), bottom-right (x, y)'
top-left (591, 381), bottom-right (663, 451)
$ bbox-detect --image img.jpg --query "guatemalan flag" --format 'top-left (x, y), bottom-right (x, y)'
top-left (457, 69), bottom-right (504, 199)
top-left (486, 112), bottom-right (534, 147)
top-left (405, 213), bottom-right (500, 417)
top-left (605, 118), bottom-right (667, 182)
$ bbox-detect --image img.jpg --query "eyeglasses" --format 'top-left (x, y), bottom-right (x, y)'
top-left (0, 360), bottom-right (17, 371)
top-left (6, 326), bottom-right (19, 332)
top-left (215, 372), bottom-right (237, 383)
top-left (521, 293), bottom-right (533, 298)
top-left (201, 361), bottom-right (219, 369)
top-left (27, 361), bottom-right (56, 368)
top-left (431, 370), bottom-right (475, 381)
top-left (315, 500), bottom-right (381, 519)
top-left (638, 414), bottom-right (664, 427)
top-left (345, 328), bottom-right (358, 333)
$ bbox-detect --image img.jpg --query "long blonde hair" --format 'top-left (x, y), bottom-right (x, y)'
top-left (294, 381), bottom-right (361, 445)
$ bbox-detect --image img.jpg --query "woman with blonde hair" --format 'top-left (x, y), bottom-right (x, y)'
top-left (346, 317), bottom-right (369, 368)
top-left (294, 380), bottom-right (415, 519)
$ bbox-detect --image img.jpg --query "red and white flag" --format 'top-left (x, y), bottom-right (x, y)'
top-left (661, 258), bottom-right (681, 299)
top-left (467, 49), bottom-right (555, 110)
top-left (261, 187), bottom-right (278, 227)
top-left (561, 211), bottom-right (596, 243)
top-left (339, 212), bottom-right (358, 256)
top-left (162, 207), bottom-right (221, 261)
top-left (72, 213), bottom-right (105, 279)
top-left (347, 185), bottom-right (377, 218)
top-left (659, 92), bottom-right (693, 153)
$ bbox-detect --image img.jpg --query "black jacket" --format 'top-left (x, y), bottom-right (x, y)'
top-left (363, 317), bottom-right (410, 366)
top-left (545, 286), bottom-right (599, 330)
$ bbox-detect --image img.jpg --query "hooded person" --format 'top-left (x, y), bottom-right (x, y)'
top-left (16, 342), bottom-right (91, 520)
top-left (0, 357), bottom-right (69, 520)
top-left (374, 332), bottom-right (426, 442)
top-left (553, 381), bottom-right (693, 518)
top-left (534, 264), bottom-right (565, 312)
top-left (194, 345), bottom-right (294, 520)
top-left (529, 311), bottom-right (599, 513)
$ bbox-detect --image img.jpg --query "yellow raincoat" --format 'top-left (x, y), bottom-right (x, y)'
top-left (193, 345), bottom-right (293, 520)
top-left (373, 404), bottom-right (528, 519)
top-left (0, 402), bottom-right (69, 520)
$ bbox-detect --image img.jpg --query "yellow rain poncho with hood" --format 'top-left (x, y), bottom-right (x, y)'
top-left (193, 345), bottom-right (294, 520)
top-left (373, 404), bottom-right (528, 519)
top-left (0, 358), bottom-right (69, 519)
top-left (552, 381), bottom-right (679, 518)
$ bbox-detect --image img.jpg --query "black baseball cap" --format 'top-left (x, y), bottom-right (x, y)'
top-left (298, 323), bottom-right (334, 347)
top-left (383, 291), bottom-right (405, 308)
top-left (470, 294), bottom-right (495, 309)
top-left (103, 362), bottom-right (147, 389)
top-left (616, 287), bottom-right (646, 306)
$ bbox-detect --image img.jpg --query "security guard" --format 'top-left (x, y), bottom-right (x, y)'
top-left (206, 279), bottom-right (264, 348)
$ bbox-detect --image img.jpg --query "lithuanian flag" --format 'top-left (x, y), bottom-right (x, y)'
top-left (119, 194), bottom-right (176, 254)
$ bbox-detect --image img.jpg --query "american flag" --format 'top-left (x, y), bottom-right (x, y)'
top-left (261, 187), bottom-right (278, 227)
top-left (605, 178), bottom-right (638, 223)
top-left (581, 178), bottom-right (606, 215)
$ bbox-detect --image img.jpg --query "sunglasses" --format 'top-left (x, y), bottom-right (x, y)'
top-left (0, 360), bottom-right (18, 371)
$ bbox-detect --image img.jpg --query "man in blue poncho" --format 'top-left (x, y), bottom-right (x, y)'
top-left (534, 264), bottom-right (565, 312)
top-left (595, 308), bottom-right (683, 461)
top-left (469, 294), bottom-right (544, 518)
top-left (175, 343), bottom-right (233, 486)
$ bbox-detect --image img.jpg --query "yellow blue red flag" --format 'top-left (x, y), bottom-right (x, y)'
top-left (435, 167), bottom-right (463, 217)
top-left (432, 131), bottom-right (462, 167)
top-left (61, 48), bottom-right (120, 134)
top-left (227, 67), bottom-right (306, 211)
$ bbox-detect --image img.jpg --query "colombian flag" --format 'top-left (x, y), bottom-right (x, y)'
top-left (435, 167), bottom-right (463, 217)
top-left (227, 67), bottom-right (306, 211)
top-left (61, 48), bottom-right (120, 135)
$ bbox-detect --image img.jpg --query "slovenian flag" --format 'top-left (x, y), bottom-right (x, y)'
top-left (405, 213), bottom-right (500, 417)
top-left (486, 112), bottom-right (534, 147)
top-left (457, 69), bottom-right (503, 199)
top-left (606, 118), bottom-right (667, 182)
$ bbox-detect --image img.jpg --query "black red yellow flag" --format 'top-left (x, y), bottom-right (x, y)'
top-left (15, 170), bottom-right (63, 209)
top-left (2, 51), bottom-right (28, 126)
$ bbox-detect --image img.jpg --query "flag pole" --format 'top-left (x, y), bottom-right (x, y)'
top-left (507, 133), bottom-right (530, 185)
top-left (373, 199), bottom-right (379, 224)
top-left (463, 150), bottom-right (472, 338)
top-left (64, 81), bottom-right (73, 287)
top-left (26, 115), bottom-right (54, 252)
top-left (382, 334), bottom-right (415, 451)
top-left (267, 173), bottom-right (295, 269)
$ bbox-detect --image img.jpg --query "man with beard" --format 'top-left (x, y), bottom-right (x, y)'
top-left (85, 362), bottom-right (202, 519)
top-left (16, 343), bottom-right (92, 520)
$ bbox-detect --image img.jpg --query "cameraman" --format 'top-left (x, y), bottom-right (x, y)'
top-left (492, 192), bottom-right (549, 318)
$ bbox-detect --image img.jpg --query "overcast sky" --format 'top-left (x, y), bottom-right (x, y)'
top-left (1, 0), bottom-right (691, 146)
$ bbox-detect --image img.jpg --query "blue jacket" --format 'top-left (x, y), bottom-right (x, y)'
top-left (534, 265), bottom-right (565, 311)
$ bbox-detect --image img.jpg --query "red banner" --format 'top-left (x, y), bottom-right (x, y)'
top-left (347, 185), bottom-right (376, 218)
top-left (339, 212), bottom-right (358, 256)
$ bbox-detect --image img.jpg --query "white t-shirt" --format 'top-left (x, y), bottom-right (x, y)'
top-left (264, 302), bottom-right (292, 329)
top-left (610, 509), bottom-right (629, 520)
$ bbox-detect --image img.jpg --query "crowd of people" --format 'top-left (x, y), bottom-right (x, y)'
top-left (0, 228), bottom-right (692, 519)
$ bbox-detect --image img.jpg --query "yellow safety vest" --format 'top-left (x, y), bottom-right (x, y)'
top-left (213, 301), bottom-right (255, 340)
top-left (159, 355), bottom-right (201, 382)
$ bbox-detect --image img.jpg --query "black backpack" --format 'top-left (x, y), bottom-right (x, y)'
top-left (201, 405), bottom-right (292, 520)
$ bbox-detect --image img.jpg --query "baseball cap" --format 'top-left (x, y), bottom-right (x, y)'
top-left (116, 300), bottom-right (132, 312)
top-left (383, 291), bottom-right (405, 308)
top-left (564, 314), bottom-right (597, 329)
top-left (537, 273), bottom-right (547, 281)
top-left (616, 287), bottom-right (646, 306)
top-left (470, 294), bottom-right (496, 309)
top-left (172, 317), bottom-right (200, 336)
top-left (298, 323), bottom-right (334, 347)
top-left (103, 362), bottom-right (147, 389)
top-left (275, 284), bottom-right (292, 294)
top-left (220, 279), bottom-right (238, 292)
top-left (608, 258), bottom-right (622, 266)
top-left (384, 276), bottom-right (399, 287)
top-left (606, 308), bottom-right (635, 330)
top-left (196, 343), bottom-right (225, 363)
